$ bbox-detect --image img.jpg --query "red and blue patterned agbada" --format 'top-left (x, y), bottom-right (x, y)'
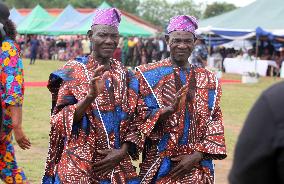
top-left (43, 56), bottom-right (142, 184)
top-left (135, 58), bottom-right (227, 184)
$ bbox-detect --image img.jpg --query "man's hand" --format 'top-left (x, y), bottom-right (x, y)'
top-left (172, 85), bottom-right (188, 112)
top-left (93, 144), bottom-right (129, 176)
top-left (156, 85), bottom-right (188, 125)
top-left (88, 65), bottom-right (109, 99)
top-left (73, 65), bottom-right (110, 124)
top-left (170, 152), bottom-right (203, 180)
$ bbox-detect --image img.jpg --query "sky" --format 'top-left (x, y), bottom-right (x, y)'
top-left (195, 0), bottom-right (256, 7)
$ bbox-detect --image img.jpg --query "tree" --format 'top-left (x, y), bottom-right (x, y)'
top-left (107, 0), bottom-right (140, 15)
top-left (137, 0), bottom-right (201, 27)
top-left (203, 2), bottom-right (237, 19)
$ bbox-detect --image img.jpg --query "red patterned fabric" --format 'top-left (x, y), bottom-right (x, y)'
top-left (135, 58), bottom-right (226, 183)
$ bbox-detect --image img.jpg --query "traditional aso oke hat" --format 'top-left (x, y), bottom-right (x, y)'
top-left (167, 15), bottom-right (198, 35)
top-left (92, 8), bottom-right (121, 29)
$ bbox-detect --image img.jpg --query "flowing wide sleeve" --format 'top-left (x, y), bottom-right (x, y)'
top-left (43, 63), bottom-right (84, 182)
top-left (195, 76), bottom-right (227, 160)
top-left (120, 70), bottom-right (144, 160)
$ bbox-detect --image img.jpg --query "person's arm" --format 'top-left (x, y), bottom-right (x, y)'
top-left (118, 71), bottom-right (143, 160)
top-left (73, 95), bottom-right (95, 124)
top-left (135, 70), bottom-right (187, 139)
top-left (73, 65), bottom-right (106, 124)
top-left (11, 106), bottom-right (31, 149)
top-left (1, 40), bottom-right (30, 149)
top-left (10, 106), bottom-right (22, 128)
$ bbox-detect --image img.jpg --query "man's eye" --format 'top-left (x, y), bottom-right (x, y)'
top-left (172, 39), bottom-right (181, 43)
top-left (111, 34), bottom-right (118, 38)
top-left (184, 39), bottom-right (194, 44)
top-left (97, 33), bottom-right (106, 37)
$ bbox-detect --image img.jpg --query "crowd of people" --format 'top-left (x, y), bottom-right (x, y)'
top-left (208, 41), bottom-right (284, 76)
top-left (16, 34), bottom-right (171, 67)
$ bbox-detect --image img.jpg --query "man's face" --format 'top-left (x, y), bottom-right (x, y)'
top-left (166, 31), bottom-right (195, 63)
top-left (91, 25), bottom-right (119, 60)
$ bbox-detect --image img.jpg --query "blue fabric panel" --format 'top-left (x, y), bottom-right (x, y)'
top-left (179, 108), bottom-right (190, 145)
top-left (201, 159), bottom-right (214, 175)
top-left (156, 157), bottom-right (172, 180)
top-left (142, 66), bottom-right (173, 88)
top-left (144, 93), bottom-right (159, 109)
top-left (100, 180), bottom-right (111, 184)
top-left (127, 178), bottom-right (141, 184)
top-left (208, 89), bottom-right (216, 111)
top-left (158, 133), bottom-right (170, 152)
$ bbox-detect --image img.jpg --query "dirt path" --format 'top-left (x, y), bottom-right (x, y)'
top-left (215, 159), bottom-right (233, 184)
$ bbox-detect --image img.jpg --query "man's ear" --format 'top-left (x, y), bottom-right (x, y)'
top-left (87, 30), bottom-right (93, 39)
top-left (165, 34), bottom-right (170, 45)
top-left (194, 36), bottom-right (198, 44)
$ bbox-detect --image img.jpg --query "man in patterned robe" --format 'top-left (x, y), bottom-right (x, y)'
top-left (135, 15), bottom-right (227, 183)
top-left (42, 8), bottom-right (141, 184)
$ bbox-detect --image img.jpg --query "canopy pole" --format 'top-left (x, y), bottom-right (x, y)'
top-left (208, 33), bottom-right (211, 56)
top-left (255, 36), bottom-right (259, 74)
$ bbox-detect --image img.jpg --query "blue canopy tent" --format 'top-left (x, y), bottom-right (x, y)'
top-left (204, 36), bottom-right (231, 47)
top-left (211, 29), bottom-right (255, 40)
top-left (43, 5), bottom-right (90, 35)
top-left (9, 8), bottom-right (25, 26)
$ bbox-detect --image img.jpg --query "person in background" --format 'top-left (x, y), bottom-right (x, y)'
top-left (127, 37), bottom-right (136, 67)
top-left (145, 37), bottom-right (155, 63)
top-left (113, 46), bottom-right (122, 62)
top-left (29, 34), bottom-right (40, 64)
top-left (81, 35), bottom-right (91, 56)
top-left (229, 81), bottom-right (284, 184)
top-left (190, 35), bottom-right (208, 68)
top-left (0, 2), bottom-right (31, 183)
top-left (122, 37), bottom-right (129, 65)
top-left (211, 47), bottom-right (223, 70)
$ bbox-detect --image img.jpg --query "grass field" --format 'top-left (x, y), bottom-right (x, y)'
top-left (5, 59), bottom-right (283, 183)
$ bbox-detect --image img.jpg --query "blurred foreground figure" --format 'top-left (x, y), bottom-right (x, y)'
top-left (229, 81), bottom-right (284, 184)
top-left (136, 15), bottom-right (226, 184)
top-left (0, 2), bottom-right (31, 183)
top-left (42, 8), bottom-right (141, 184)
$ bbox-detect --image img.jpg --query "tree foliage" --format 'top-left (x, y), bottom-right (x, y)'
top-left (106, 0), bottom-right (140, 14)
top-left (138, 0), bottom-right (201, 27)
top-left (203, 2), bottom-right (237, 19)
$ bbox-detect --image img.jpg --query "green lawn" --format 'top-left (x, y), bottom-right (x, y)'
top-left (13, 59), bottom-right (64, 183)
top-left (9, 59), bottom-right (283, 183)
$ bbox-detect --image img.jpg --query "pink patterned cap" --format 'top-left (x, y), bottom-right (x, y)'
top-left (167, 15), bottom-right (198, 35)
top-left (92, 8), bottom-right (121, 29)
